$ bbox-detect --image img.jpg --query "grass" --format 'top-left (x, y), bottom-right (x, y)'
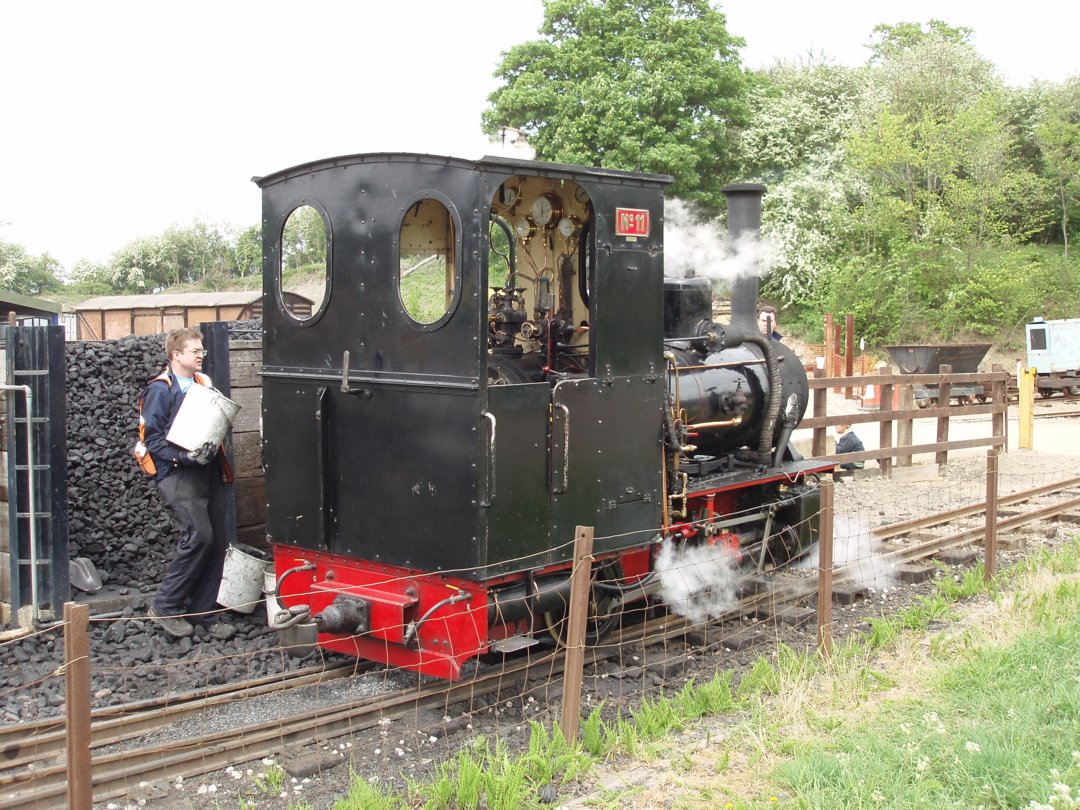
top-left (399, 256), bottom-right (452, 324)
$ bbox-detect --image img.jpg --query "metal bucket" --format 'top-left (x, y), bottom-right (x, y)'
top-left (217, 544), bottom-right (272, 614)
top-left (166, 383), bottom-right (241, 451)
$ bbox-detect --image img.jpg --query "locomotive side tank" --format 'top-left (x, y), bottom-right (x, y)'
top-left (258, 153), bottom-right (831, 678)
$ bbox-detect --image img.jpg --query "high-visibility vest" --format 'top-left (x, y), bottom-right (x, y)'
top-left (133, 369), bottom-right (234, 482)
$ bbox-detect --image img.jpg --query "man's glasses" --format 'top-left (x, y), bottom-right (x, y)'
top-left (185, 349), bottom-right (208, 357)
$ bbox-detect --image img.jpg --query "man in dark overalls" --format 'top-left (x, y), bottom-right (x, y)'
top-left (140, 327), bottom-right (236, 640)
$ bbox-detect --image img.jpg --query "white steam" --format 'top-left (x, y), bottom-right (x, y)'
top-left (796, 515), bottom-right (896, 590)
top-left (664, 198), bottom-right (780, 282)
top-left (655, 539), bottom-right (742, 623)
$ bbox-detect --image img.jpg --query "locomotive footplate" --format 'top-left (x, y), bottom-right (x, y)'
top-left (684, 457), bottom-right (834, 490)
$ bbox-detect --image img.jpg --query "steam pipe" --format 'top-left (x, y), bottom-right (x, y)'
top-left (275, 562), bottom-right (317, 604)
top-left (771, 393), bottom-right (801, 468)
top-left (403, 590), bottom-right (472, 648)
top-left (740, 331), bottom-right (783, 463)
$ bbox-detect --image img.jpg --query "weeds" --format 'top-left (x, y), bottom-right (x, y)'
top-left (253, 762), bottom-right (287, 797)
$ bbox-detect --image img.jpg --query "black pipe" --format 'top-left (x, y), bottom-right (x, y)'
top-left (740, 331), bottom-right (783, 462)
top-left (488, 575), bottom-right (573, 625)
top-left (723, 184), bottom-right (767, 333)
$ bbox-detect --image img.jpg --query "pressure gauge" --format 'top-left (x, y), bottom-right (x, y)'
top-left (557, 216), bottom-right (581, 238)
top-left (515, 217), bottom-right (536, 239)
top-left (574, 185), bottom-right (590, 204)
top-left (499, 184), bottom-right (519, 207)
top-left (530, 193), bottom-right (563, 227)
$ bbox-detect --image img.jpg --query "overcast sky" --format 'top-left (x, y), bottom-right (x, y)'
top-left (2, 1), bottom-right (1077, 271)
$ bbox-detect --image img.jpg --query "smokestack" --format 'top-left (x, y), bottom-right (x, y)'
top-left (723, 183), bottom-right (767, 332)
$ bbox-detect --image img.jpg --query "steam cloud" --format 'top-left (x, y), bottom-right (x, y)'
top-left (655, 538), bottom-right (742, 623)
top-left (664, 198), bottom-right (780, 282)
top-left (796, 515), bottom-right (896, 590)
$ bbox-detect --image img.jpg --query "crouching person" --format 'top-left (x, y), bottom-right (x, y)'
top-left (834, 424), bottom-right (866, 474)
top-left (139, 327), bottom-right (236, 640)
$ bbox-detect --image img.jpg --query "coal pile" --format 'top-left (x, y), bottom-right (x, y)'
top-left (228, 318), bottom-right (262, 341)
top-left (66, 334), bottom-right (176, 592)
top-left (65, 320), bottom-right (261, 592)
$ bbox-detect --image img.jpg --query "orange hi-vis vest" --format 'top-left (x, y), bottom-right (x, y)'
top-left (133, 369), bottom-right (234, 482)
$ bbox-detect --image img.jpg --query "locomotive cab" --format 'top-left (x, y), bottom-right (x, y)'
top-left (259, 155), bottom-right (668, 676)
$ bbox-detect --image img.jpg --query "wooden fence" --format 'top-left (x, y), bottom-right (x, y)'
top-left (801, 366), bottom-right (1010, 475)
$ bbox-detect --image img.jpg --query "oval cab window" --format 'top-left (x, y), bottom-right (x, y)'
top-left (399, 198), bottom-right (457, 325)
top-left (280, 205), bottom-right (329, 322)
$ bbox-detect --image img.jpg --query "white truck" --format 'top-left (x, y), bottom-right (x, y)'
top-left (1026, 317), bottom-right (1080, 396)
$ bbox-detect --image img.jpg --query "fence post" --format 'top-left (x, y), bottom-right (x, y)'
top-left (935, 364), bottom-right (953, 469)
top-left (65, 601), bottom-right (93, 809)
top-left (990, 365), bottom-right (1006, 448)
top-left (1018, 368), bottom-right (1035, 449)
top-left (812, 363), bottom-right (828, 458)
top-left (823, 313), bottom-right (835, 379)
top-left (560, 526), bottom-right (594, 743)
top-left (817, 480), bottom-right (834, 655)
top-left (984, 450), bottom-right (999, 581)
top-left (897, 382), bottom-right (914, 468)
top-left (844, 314), bottom-right (855, 398)
top-left (878, 370), bottom-right (894, 477)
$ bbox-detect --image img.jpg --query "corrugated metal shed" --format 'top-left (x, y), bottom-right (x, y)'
top-left (76, 291), bottom-right (264, 310)
top-left (73, 290), bottom-right (311, 340)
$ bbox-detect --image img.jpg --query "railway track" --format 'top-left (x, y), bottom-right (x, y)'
top-left (3, 475), bottom-right (1080, 808)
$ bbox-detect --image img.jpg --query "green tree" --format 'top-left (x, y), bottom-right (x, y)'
top-left (0, 239), bottom-right (63, 296)
top-left (739, 59), bottom-right (871, 305)
top-left (844, 27), bottom-right (1040, 264)
top-left (866, 19), bottom-right (973, 64)
top-left (1034, 77), bottom-right (1080, 257)
top-left (482, 0), bottom-right (754, 209)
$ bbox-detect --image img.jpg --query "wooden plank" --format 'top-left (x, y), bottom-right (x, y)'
top-left (230, 388), bottom-right (262, 433)
top-left (0, 550), bottom-right (9, 603)
top-left (104, 310), bottom-right (133, 340)
top-left (228, 348), bottom-right (262, 388)
top-left (235, 476), bottom-right (266, 528)
top-left (809, 371), bottom-right (1009, 388)
top-left (231, 431), bottom-right (263, 477)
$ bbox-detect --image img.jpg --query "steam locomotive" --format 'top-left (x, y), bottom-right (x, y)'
top-left (258, 153), bottom-right (831, 679)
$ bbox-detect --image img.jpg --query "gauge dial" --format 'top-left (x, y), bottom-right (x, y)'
top-left (557, 216), bottom-right (580, 238)
top-left (500, 184), bottom-right (519, 207)
top-left (515, 217), bottom-right (536, 239)
top-left (530, 193), bottom-right (563, 227)
top-left (574, 186), bottom-right (590, 204)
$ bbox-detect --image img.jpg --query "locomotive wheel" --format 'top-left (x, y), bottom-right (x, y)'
top-left (1039, 389), bottom-right (1054, 399)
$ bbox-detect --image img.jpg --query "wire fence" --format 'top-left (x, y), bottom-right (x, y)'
top-left (2, 449), bottom-right (1079, 807)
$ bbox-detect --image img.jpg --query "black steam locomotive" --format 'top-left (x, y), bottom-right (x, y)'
top-left (258, 153), bottom-right (830, 678)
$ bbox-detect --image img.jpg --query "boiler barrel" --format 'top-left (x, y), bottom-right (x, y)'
top-left (670, 341), bottom-right (809, 455)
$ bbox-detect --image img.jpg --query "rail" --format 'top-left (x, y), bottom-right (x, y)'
top-left (801, 366), bottom-right (1011, 474)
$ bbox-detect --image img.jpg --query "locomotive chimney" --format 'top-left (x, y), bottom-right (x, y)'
top-left (723, 183), bottom-right (767, 333)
